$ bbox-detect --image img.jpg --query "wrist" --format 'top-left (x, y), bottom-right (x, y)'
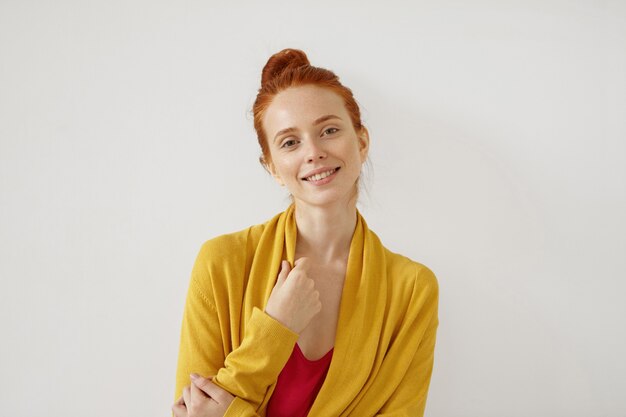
top-left (263, 307), bottom-right (295, 333)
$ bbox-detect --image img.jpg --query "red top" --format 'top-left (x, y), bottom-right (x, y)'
top-left (266, 343), bottom-right (333, 417)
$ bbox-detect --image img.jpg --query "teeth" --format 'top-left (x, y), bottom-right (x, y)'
top-left (306, 168), bottom-right (336, 181)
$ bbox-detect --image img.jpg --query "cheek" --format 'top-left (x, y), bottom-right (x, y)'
top-left (334, 140), bottom-right (357, 157)
top-left (341, 143), bottom-right (363, 165)
top-left (274, 159), bottom-right (299, 179)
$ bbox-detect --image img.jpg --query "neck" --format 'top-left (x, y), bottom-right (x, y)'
top-left (293, 199), bottom-right (358, 264)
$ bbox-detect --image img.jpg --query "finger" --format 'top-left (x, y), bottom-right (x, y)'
top-left (192, 376), bottom-right (231, 404)
top-left (277, 260), bottom-right (291, 284)
top-left (190, 378), bottom-right (209, 401)
top-left (175, 395), bottom-right (185, 405)
top-left (182, 386), bottom-right (191, 407)
top-left (294, 256), bottom-right (308, 267)
top-left (171, 403), bottom-right (187, 417)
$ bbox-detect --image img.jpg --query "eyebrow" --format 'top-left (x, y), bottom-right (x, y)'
top-left (273, 114), bottom-right (342, 143)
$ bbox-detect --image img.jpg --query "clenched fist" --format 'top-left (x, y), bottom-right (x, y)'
top-left (264, 257), bottom-right (322, 334)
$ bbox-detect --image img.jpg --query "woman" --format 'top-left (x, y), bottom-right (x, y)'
top-left (172, 48), bottom-right (439, 417)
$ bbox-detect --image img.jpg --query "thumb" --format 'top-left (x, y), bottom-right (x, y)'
top-left (276, 260), bottom-right (291, 285)
top-left (191, 375), bottom-right (229, 403)
top-left (190, 374), bottom-right (211, 397)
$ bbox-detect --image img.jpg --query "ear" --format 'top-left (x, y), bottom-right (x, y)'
top-left (357, 126), bottom-right (370, 163)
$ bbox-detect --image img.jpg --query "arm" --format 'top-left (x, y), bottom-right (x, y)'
top-left (376, 264), bottom-right (439, 417)
top-left (174, 273), bottom-right (225, 401)
top-left (376, 266), bottom-right (440, 417)
top-left (174, 245), bottom-right (299, 414)
top-left (221, 397), bottom-right (260, 417)
top-left (213, 306), bottom-right (299, 406)
top-left (176, 376), bottom-right (262, 417)
top-left (376, 313), bottom-right (439, 416)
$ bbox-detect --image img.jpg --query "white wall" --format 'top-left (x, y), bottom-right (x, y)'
top-left (1, 1), bottom-right (624, 416)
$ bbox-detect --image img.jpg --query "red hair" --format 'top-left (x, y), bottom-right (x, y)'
top-left (252, 48), bottom-right (364, 169)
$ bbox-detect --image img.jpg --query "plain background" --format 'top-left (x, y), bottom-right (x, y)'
top-left (1, 1), bottom-right (625, 416)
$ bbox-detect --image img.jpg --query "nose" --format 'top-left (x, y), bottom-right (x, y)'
top-left (305, 140), bottom-right (327, 163)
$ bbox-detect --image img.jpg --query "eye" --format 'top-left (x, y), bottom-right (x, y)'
top-left (280, 138), bottom-right (298, 148)
top-left (323, 127), bottom-right (339, 136)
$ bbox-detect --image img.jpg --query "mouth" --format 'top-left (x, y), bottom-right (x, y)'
top-left (302, 167), bottom-right (340, 182)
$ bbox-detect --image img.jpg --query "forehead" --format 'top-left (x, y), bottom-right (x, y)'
top-left (263, 85), bottom-right (348, 135)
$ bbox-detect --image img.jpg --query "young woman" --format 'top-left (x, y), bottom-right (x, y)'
top-left (172, 48), bottom-right (439, 417)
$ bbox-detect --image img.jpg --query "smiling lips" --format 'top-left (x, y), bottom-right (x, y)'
top-left (302, 167), bottom-right (340, 183)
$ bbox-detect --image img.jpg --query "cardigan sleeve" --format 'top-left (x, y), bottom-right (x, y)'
top-left (375, 314), bottom-right (438, 416)
top-left (174, 273), bottom-right (225, 402)
top-left (213, 306), bottom-right (299, 407)
top-left (376, 267), bottom-right (440, 417)
top-left (222, 397), bottom-right (260, 417)
top-left (174, 242), bottom-right (299, 415)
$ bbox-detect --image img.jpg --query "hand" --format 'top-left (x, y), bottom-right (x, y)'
top-left (172, 374), bottom-right (235, 417)
top-left (265, 258), bottom-right (322, 334)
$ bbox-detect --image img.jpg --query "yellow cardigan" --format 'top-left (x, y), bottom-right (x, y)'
top-left (175, 204), bottom-right (439, 416)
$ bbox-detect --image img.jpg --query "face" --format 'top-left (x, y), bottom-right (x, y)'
top-left (262, 85), bottom-right (369, 208)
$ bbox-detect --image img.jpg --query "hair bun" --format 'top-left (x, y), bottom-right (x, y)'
top-left (261, 48), bottom-right (310, 88)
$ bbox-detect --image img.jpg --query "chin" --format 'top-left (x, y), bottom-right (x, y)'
top-left (294, 191), bottom-right (354, 208)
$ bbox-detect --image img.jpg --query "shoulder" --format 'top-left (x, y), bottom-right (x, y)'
top-left (382, 249), bottom-right (439, 338)
top-left (383, 247), bottom-right (439, 301)
top-left (186, 222), bottom-right (268, 308)
top-left (198, 226), bottom-right (256, 259)
top-left (365, 226), bottom-right (438, 293)
top-left (194, 222), bottom-right (265, 271)
top-left (194, 207), bottom-right (288, 263)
